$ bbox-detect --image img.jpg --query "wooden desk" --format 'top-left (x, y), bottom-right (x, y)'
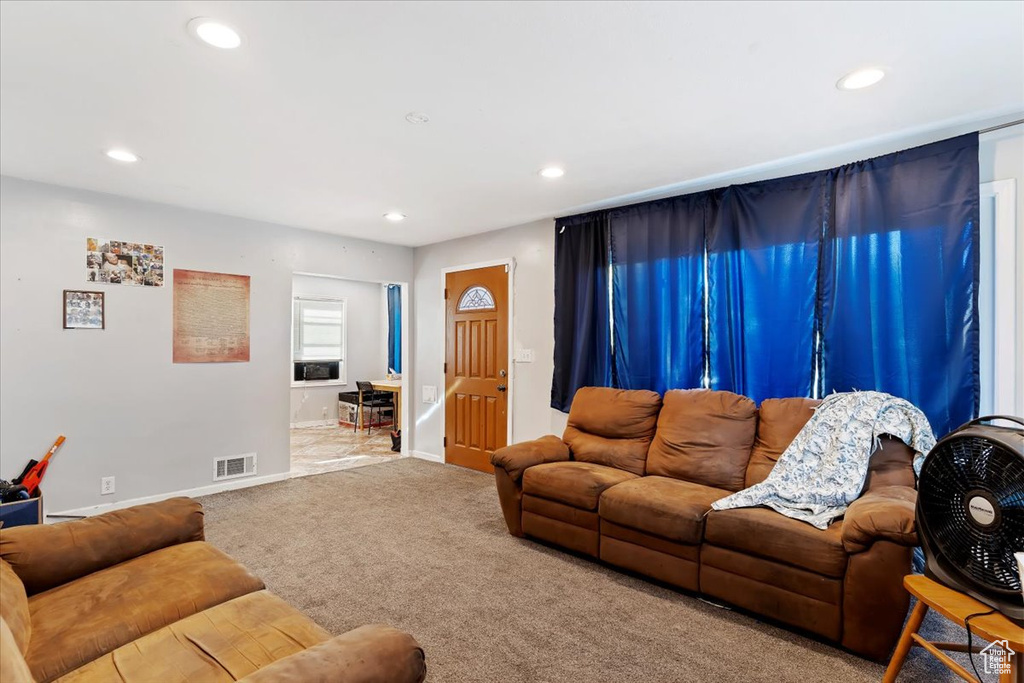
top-left (884, 574), bottom-right (1023, 683)
top-left (358, 379), bottom-right (402, 432)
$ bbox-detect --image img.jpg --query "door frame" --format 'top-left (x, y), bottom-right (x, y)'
top-left (979, 179), bottom-right (1020, 416)
top-left (439, 258), bottom-right (516, 462)
top-left (291, 272), bottom-right (411, 457)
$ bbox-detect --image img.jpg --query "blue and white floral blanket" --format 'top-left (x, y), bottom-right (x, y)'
top-left (710, 391), bottom-right (936, 529)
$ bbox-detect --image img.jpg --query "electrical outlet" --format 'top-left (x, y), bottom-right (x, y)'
top-left (322, 406), bottom-right (328, 419)
top-left (100, 476), bottom-right (115, 495)
top-left (515, 348), bottom-right (535, 363)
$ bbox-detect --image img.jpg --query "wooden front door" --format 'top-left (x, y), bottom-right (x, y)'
top-left (445, 265), bottom-right (509, 472)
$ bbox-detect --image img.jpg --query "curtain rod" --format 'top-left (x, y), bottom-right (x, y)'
top-left (557, 120), bottom-right (1023, 223)
top-left (980, 119), bottom-right (1024, 134)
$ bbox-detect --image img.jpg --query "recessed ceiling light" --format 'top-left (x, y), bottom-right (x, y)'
top-left (405, 112), bottom-right (430, 124)
top-left (188, 18), bottom-right (242, 49)
top-left (540, 166), bottom-right (565, 179)
top-left (105, 149), bottom-right (140, 163)
top-left (836, 68), bottom-right (885, 91)
top-left (384, 212), bottom-right (406, 222)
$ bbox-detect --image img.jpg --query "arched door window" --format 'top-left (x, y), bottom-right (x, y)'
top-left (457, 285), bottom-right (496, 311)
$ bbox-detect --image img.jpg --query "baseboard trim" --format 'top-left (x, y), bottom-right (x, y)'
top-left (47, 471), bottom-right (291, 520)
top-left (290, 419), bottom-right (336, 428)
top-left (412, 450), bottom-right (444, 463)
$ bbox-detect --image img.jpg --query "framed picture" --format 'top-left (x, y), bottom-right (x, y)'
top-left (63, 290), bottom-right (105, 330)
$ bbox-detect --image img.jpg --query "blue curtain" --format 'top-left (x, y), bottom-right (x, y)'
top-left (820, 134), bottom-right (980, 437)
top-left (707, 173), bottom-right (827, 404)
top-left (387, 284), bottom-right (402, 373)
top-left (610, 196), bottom-right (706, 394)
top-left (552, 212), bottom-right (612, 411)
top-left (551, 134), bottom-right (980, 427)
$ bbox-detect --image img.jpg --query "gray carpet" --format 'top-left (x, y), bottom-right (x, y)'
top-left (198, 458), bottom-right (976, 683)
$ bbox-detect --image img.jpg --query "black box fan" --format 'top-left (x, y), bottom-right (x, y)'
top-left (916, 415), bottom-right (1024, 622)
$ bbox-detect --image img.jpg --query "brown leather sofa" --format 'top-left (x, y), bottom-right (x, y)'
top-left (491, 387), bottom-right (919, 661)
top-left (0, 497), bottom-right (426, 683)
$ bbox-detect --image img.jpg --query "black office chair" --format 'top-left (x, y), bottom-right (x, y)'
top-left (356, 381), bottom-right (394, 435)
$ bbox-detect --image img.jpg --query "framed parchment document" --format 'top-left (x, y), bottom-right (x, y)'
top-left (173, 269), bottom-right (250, 363)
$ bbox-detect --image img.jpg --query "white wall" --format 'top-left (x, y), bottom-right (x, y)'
top-left (979, 123), bottom-right (1024, 416)
top-left (289, 275), bottom-right (387, 425)
top-left (0, 177), bottom-right (412, 512)
top-left (410, 219), bottom-right (568, 458)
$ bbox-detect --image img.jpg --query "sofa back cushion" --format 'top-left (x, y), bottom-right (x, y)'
top-left (563, 387), bottom-right (662, 475)
top-left (745, 398), bottom-right (820, 488)
top-left (863, 436), bottom-right (917, 491)
top-left (646, 390), bottom-right (757, 491)
top-left (0, 560), bottom-right (30, 656)
top-left (0, 497), bottom-right (204, 595)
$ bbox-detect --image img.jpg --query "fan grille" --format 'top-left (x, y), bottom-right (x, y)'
top-left (918, 435), bottom-right (1024, 594)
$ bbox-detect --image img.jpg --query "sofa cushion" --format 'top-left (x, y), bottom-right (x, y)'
top-left (646, 389), bottom-right (757, 491)
top-left (599, 476), bottom-right (728, 544)
top-left (0, 497), bottom-right (204, 596)
top-left (862, 436), bottom-right (917, 492)
top-left (704, 507), bottom-right (848, 578)
top-left (55, 590), bottom-right (329, 683)
top-left (523, 461), bottom-right (638, 511)
top-left (27, 541), bottom-right (264, 682)
top-left (0, 560), bottom-right (30, 656)
top-left (745, 398), bottom-right (819, 488)
top-left (563, 387), bottom-right (661, 475)
top-left (1, 619), bottom-right (33, 683)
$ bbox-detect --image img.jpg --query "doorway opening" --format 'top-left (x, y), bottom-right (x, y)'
top-left (290, 272), bottom-right (408, 477)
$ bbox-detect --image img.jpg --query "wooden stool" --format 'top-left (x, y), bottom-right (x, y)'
top-left (884, 575), bottom-right (1024, 683)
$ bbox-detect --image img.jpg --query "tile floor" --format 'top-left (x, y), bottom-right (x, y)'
top-left (290, 424), bottom-right (400, 478)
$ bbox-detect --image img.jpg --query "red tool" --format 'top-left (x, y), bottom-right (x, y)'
top-left (12, 435), bottom-right (65, 498)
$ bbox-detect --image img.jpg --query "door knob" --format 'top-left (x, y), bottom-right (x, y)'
top-left (499, 369), bottom-right (507, 378)
top-left (497, 384), bottom-right (507, 392)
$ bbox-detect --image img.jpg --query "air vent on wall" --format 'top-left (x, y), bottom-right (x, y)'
top-left (213, 453), bottom-right (257, 481)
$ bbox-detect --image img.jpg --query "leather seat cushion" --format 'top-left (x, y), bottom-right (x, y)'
top-left (704, 507), bottom-right (848, 578)
top-left (27, 541), bottom-right (265, 682)
top-left (523, 461), bottom-right (638, 511)
top-left (55, 591), bottom-right (329, 683)
top-left (599, 476), bottom-right (728, 544)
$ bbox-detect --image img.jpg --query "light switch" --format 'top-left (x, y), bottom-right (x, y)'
top-left (422, 385), bottom-right (438, 403)
top-left (515, 348), bottom-right (535, 363)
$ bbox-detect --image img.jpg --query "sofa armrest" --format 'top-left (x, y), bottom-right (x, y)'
top-left (490, 435), bottom-right (570, 483)
top-left (842, 486), bottom-right (918, 554)
top-left (0, 496), bottom-right (203, 595)
top-left (237, 625), bottom-right (425, 683)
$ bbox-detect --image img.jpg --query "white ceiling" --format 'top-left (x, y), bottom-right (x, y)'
top-left (1, 1), bottom-right (1022, 247)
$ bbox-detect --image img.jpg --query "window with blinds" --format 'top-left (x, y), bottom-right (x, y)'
top-left (293, 297), bottom-right (346, 362)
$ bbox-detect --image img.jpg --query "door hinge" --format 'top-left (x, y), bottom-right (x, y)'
top-left (444, 288), bottom-right (448, 299)
top-left (444, 362), bottom-right (448, 373)
top-left (443, 436), bottom-right (448, 448)
top-left (505, 264), bottom-right (509, 273)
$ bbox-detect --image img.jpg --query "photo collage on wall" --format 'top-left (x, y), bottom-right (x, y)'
top-left (87, 237), bottom-right (164, 286)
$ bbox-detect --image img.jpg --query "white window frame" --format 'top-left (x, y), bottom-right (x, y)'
top-left (291, 296), bottom-right (347, 386)
top-left (979, 179), bottom-right (1019, 417)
